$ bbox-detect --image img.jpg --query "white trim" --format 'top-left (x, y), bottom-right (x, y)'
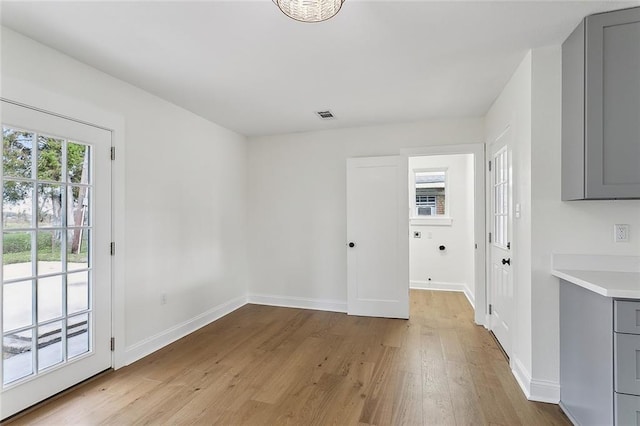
top-left (247, 293), bottom-right (347, 313)
top-left (0, 76), bottom-right (127, 370)
top-left (511, 357), bottom-right (560, 404)
top-left (124, 295), bottom-right (247, 366)
top-left (401, 143), bottom-right (486, 326)
top-left (530, 378), bottom-right (561, 403)
top-left (512, 357), bottom-right (532, 398)
top-left (410, 217), bottom-right (453, 226)
top-left (409, 282), bottom-right (475, 308)
top-left (410, 280), bottom-right (465, 291)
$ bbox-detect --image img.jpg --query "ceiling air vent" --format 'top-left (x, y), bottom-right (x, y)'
top-left (316, 110), bottom-right (335, 120)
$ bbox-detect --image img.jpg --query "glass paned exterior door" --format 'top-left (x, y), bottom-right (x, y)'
top-left (1, 101), bottom-right (112, 419)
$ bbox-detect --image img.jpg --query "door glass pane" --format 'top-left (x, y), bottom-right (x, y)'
top-left (68, 187), bottom-right (90, 227)
top-left (2, 180), bottom-right (33, 228)
top-left (3, 128), bottom-right (33, 179)
top-left (36, 135), bottom-right (63, 182)
top-left (67, 143), bottom-right (90, 185)
top-left (37, 276), bottom-right (63, 323)
top-left (67, 229), bottom-right (89, 271)
top-left (37, 230), bottom-right (63, 274)
top-left (3, 231), bottom-right (33, 280)
top-left (37, 184), bottom-right (63, 227)
top-left (3, 329), bottom-right (33, 384)
top-left (67, 271), bottom-right (89, 314)
top-left (38, 321), bottom-right (63, 371)
top-left (67, 313), bottom-right (89, 359)
top-left (3, 280), bottom-right (33, 332)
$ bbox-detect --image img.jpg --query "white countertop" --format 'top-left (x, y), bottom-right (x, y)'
top-left (551, 254), bottom-right (640, 299)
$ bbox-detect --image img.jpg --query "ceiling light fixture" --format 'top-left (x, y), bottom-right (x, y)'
top-left (273, 0), bottom-right (345, 23)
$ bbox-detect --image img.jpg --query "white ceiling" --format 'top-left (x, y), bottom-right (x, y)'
top-left (1, 0), bottom-right (638, 136)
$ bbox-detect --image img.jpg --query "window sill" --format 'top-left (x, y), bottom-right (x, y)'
top-left (410, 217), bottom-right (453, 226)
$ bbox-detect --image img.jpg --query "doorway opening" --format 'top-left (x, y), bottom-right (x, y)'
top-left (401, 144), bottom-right (486, 326)
top-left (408, 153), bottom-right (476, 307)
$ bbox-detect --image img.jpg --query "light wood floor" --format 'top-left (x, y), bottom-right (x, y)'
top-left (6, 290), bottom-right (569, 425)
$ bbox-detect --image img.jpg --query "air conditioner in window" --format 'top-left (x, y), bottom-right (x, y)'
top-left (417, 207), bottom-right (435, 216)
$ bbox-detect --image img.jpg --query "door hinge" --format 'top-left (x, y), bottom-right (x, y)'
top-left (110, 147), bottom-right (116, 161)
top-left (110, 337), bottom-right (115, 351)
top-left (488, 160), bottom-right (492, 171)
top-left (110, 242), bottom-right (116, 256)
top-left (489, 304), bottom-right (492, 315)
top-left (488, 232), bottom-right (492, 243)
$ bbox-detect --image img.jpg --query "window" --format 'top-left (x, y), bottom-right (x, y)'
top-left (414, 170), bottom-right (446, 217)
top-left (410, 169), bottom-right (451, 226)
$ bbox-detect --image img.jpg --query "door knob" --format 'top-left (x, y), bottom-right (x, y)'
top-left (348, 242), bottom-right (356, 248)
top-left (502, 258), bottom-right (511, 265)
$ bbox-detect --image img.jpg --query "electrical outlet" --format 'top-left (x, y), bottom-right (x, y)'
top-left (614, 224), bottom-right (630, 243)
top-left (161, 293), bottom-right (167, 305)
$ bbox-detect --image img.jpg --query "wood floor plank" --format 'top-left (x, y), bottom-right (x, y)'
top-left (5, 290), bottom-right (571, 426)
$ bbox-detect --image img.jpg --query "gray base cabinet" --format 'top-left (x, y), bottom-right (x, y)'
top-left (615, 394), bottom-right (640, 426)
top-left (560, 282), bottom-right (640, 425)
top-left (562, 7), bottom-right (640, 200)
top-left (560, 282), bottom-right (613, 425)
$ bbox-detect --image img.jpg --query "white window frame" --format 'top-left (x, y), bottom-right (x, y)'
top-left (409, 167), bottom-right (452, 226)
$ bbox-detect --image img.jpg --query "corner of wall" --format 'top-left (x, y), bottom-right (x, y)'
top-left (511, 356), bottom-right (560, 404)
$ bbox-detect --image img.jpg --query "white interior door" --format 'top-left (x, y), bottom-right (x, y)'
top-left (488, 128), bottom-right (513, 356)
top-left (347, 156), bottom-right (409, 319)
top-left (1, 100), bottom-right (112, 419)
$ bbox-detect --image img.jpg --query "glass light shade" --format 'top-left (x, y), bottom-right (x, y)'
top-left (273, 0), bottom-right (345, 23)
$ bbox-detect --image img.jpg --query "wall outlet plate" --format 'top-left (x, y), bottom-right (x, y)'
top-left (614, 224), bottom-right (630, 243)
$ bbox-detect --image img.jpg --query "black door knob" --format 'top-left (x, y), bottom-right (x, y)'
top-left (348, 242), bottom-right (356, 248)
top-left (502, 258), bottom-right (511, 265)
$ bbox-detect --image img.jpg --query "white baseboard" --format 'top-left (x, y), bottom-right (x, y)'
top-left (247, 293), bottom-right (347, 313)
top-left (124, 295), bottom-right (247, 366)
top-left (511, 357), bottom-right (560, 404)
top-left (410, 280), bottom-right (475, 309)
top-left (530, 378), bottom-right (560, 403)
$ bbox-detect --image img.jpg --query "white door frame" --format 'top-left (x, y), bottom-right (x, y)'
top-left (1, 77), bottom-right (127, 370)
top-left (401, 144), bottom-right (486, 326)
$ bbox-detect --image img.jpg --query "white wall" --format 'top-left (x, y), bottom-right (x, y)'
top-left (247, 119), bottom-right (484, 309)
top-left (1, 28), bottom-right (248, 364)
top-left (409, 154), bottom-right (475, 304)
top-left (530, 47), bottom-right (640, 393)
top-left (485, 52), bottom-right (533, 392)
top-left (486, 46), bottom-right (640, 402)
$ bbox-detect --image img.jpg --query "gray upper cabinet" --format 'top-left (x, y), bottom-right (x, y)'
top-left (562, 7), bottom-right (640, 200)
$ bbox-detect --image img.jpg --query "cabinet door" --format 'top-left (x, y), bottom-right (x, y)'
top-left (615, 333), bottom-right (640, 395)
top-left (615, 393), bottom-right (640, 426)
top-left (585, 8), bottom-right (640, 199)
top-left (615, 300), bottom-right (640, 335)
